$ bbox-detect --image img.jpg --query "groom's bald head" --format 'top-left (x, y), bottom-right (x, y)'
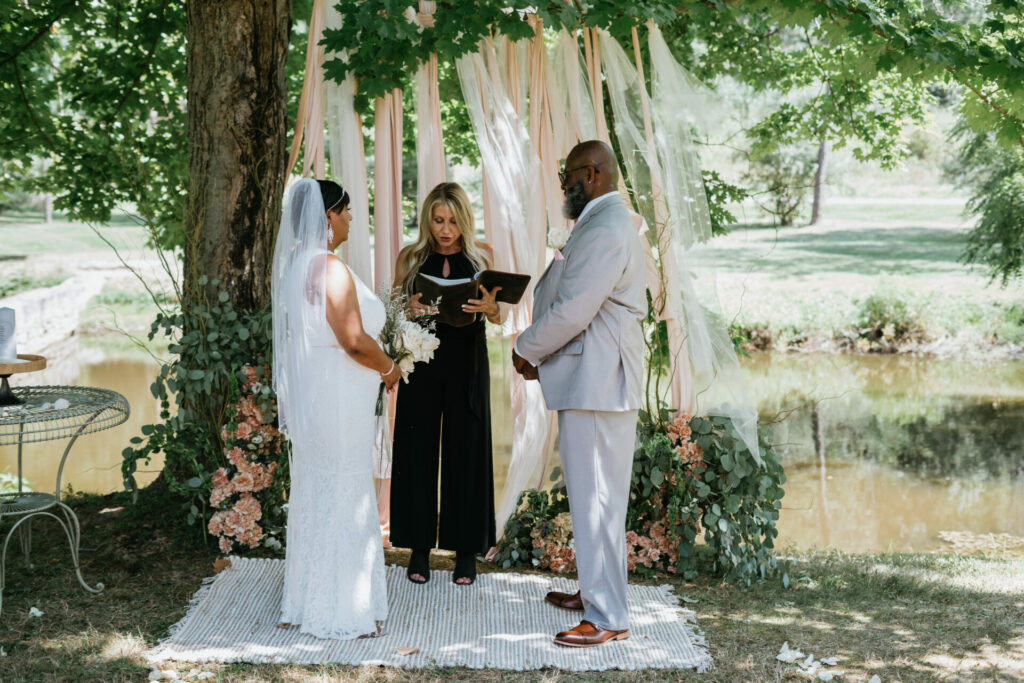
top-left (565, 140), bottom-right (619, 198)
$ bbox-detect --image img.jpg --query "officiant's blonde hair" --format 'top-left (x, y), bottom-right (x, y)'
top-left (398, 182), bottom-right (491, 295)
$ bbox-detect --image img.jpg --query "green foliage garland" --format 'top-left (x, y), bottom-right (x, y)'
top-left (121, 277), bottom-right (273, 531)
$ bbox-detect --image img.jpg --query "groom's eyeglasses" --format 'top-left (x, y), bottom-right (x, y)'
top-left (558, 164), bottom-right (595, 185)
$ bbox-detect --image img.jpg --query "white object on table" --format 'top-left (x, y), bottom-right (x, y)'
top-left (0, 308), bottom-right (15, 362)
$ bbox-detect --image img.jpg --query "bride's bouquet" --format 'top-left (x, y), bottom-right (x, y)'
top-left (375, 284), bottom-right (440, 415)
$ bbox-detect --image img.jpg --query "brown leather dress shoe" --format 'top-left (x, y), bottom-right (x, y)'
top-left (553, 620), bottom-right (630, 648)
top-left (544, 589), bottom-right (584, 611)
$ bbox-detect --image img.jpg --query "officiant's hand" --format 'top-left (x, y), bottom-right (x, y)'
top-left (408, 293), bottom-right (431, 317)
top-left (463, 285), bottom-right (502, 321)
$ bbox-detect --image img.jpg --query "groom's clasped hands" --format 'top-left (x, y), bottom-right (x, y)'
top-left (511, 349), bottom-right (539, 381)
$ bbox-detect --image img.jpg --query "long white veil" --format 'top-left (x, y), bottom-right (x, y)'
top-left (272, 178), bottom-right (329, 438)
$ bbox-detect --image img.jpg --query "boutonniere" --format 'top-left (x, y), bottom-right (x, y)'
top-left (547, 224), bottom-right (571, 251)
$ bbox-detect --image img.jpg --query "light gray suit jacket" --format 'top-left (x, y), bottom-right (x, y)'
top-left (516, 195), bottom-right (646, 412)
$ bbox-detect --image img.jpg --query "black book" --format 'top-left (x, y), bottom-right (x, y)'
top-left (415, 270), bottom-right (531, 327)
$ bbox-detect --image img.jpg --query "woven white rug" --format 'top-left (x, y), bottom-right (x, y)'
top-left (144, 557), bottom-right (712, 672)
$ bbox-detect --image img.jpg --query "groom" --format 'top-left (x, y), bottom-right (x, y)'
top-left (512, 140), bottom-right (645, 648)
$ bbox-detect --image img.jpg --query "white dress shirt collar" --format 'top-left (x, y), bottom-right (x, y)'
top-left (574, 190), bottom-right (620, 225)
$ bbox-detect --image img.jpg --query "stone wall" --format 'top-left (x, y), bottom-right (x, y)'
top-left (0, 275), bottom-right (105, 355)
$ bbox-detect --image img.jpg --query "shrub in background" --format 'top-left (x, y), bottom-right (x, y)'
top-left (742, 144), bottom-right (818, 227)
top-left (853, 292), bottom-right (926, 351)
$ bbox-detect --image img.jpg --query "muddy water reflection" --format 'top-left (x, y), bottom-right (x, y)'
top-left (5, 338), bottom-right (1022, 554)
top-left (744, 352), bottom-right (1024, 552)
top-left (0, 340), bottom-right (164, 495)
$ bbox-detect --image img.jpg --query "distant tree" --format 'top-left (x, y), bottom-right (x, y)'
top-left (948, 124), bottom-right (1024, 285)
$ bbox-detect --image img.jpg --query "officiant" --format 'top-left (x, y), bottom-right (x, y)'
top-left (390, 182), bottom-right (503, 586)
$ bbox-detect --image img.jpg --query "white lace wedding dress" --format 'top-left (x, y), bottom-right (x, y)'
top-left (279, 259), bottom-right (388, 640)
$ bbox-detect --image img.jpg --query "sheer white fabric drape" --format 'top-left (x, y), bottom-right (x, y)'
top-left (415, 52), bottom-right (447, 206)
top-left (552, 29), bottom-right (597, 152)
top-left (414, 2), bottom-right (446, 207)
top-left (457, 37), bottom-right (552, 530)
top-left (598, 28), bottom-right (759, 460)
top-left (323, 4), bottom-right (372, 285)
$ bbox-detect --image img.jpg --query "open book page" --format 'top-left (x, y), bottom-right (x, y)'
top-left (417, 272), bottom-right (478, 287)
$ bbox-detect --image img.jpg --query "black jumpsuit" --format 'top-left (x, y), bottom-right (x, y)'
top-left (389, 251), bottom-right (497, 553)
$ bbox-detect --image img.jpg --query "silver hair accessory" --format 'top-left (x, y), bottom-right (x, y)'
top-left (326, 188), bottom-right (346, 211)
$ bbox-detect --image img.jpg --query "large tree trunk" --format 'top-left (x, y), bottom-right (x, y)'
top-left (810, 136), bottom-right (827, 225)
top-left (185, 0), bottom-right (292, 309)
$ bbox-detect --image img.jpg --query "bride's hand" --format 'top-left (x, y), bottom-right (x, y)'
top-left (382, 362), bottom-right (402, 390)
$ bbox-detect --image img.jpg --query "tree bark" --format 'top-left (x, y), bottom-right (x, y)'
top-left (810, 136), bottom-right (827, 225)
top-left (41, 157), bottom-right (53, 224)
top-left (185, 0), bottom-right (292, 310)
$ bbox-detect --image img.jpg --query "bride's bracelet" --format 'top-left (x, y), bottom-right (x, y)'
top-left (381, 360), bottom-right (396, 379)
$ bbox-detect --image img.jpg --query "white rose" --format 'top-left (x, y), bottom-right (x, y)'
top-left (548, 224), bottom-right (571, 250)
top-left (398, 355), bottom-right (417, 378)
top-left (400, 321), bottom-right (439, 363)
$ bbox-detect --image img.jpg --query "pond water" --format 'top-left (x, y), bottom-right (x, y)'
top-left (3, 339), bottom-right (1022, 554)
top-left (746, 352), bottom-right (1024, 552)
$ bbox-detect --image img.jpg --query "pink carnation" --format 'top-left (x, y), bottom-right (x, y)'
top-left (212, 467), bottom-right (230, 488)
top-left (235, 493), bottom-right (262, 520)
top-left (210, 487), bottom-right (229, 508)
top-left (218, 537), bottom-right (233, 553)
top-left (232, 471), bottom-right (255, 492)
top-left (226, 447), bottom-right (245, 467)
top-left (235, 422), bottom-right (254, 440)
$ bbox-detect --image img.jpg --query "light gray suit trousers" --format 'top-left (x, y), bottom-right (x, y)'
top-left (516, 196), bottom-right (646, 630)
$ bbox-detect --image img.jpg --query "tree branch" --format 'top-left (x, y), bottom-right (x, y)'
top-left (0, 0), bottom-right (79, 69)
top-left (12, 58), bottom-right (58, 149)
top-left (950, 68), bottom-right (1024, 148)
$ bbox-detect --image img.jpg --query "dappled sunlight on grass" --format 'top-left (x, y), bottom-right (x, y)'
top-left (2, 496), bottom-right (1022, 681)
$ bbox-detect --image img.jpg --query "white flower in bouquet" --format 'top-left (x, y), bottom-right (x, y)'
top-left (374, 284), bottom-right (440, 414)
top-left (398, 319), bottom-right (440, 380)
top-left (548, 223), bottom-right (571, 250)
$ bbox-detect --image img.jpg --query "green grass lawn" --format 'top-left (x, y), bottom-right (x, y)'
top-left (0, 209), bottom-right (152, 258)
top-left (709, 200), bottom-right (1024, 349)
top-left (1, 492), bottom-right (1021, 682)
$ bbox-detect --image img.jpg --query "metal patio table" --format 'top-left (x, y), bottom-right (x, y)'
top-left (0, 386), bottom-right (130, 616)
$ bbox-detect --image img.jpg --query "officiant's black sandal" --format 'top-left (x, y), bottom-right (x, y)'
top-left (453, 551), bottom-right (477, 585)
top-left (407, 548), bottom-right (430, 584)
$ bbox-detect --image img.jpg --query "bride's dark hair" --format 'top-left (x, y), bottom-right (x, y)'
top-left (317, 179), bottom-right (349, 214)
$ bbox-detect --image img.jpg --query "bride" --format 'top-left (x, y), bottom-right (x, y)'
top-left (271, 177), bottom-right (401, 639)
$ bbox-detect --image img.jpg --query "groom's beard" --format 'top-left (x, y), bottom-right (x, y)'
top-left (562, 181), bottom-right (588, 220)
